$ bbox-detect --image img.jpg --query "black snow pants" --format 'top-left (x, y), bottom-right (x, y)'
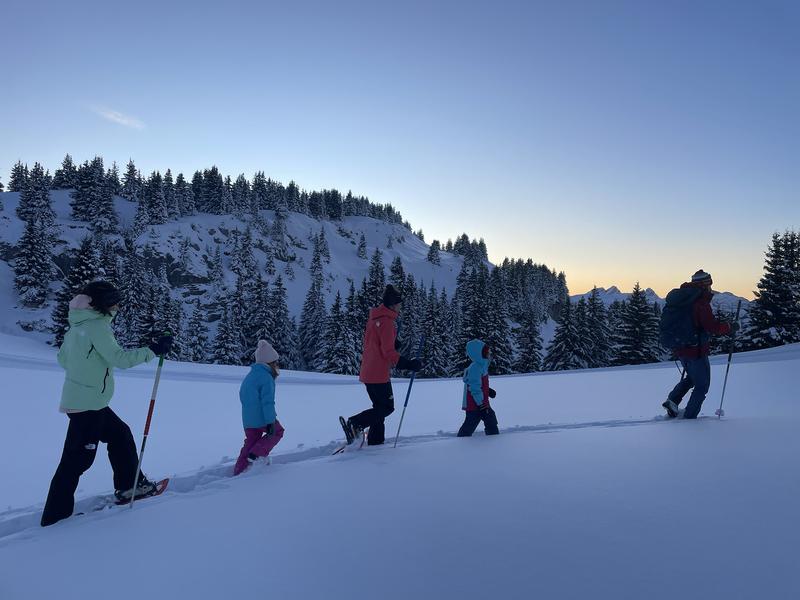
top-left (41, 407), bottom-right (141, 526)
top-left (349, 382), bottom-right (395, 445)
top-left (457, 408), bottom-right (499, 437)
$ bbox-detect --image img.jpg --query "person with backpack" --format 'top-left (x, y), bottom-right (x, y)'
top-left (233, 340), bottom-right (285, 476)
top-left (340, 284), bottom-right (422, 446)
top-left (660, 270), bottom-right (736, 419)
top-left (457, 339), bottom-right (499, 437)
top-left (41, 281), bottom-right (173, 526)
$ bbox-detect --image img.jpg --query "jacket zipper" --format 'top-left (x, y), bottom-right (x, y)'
top-left (101, 369), bottom-right (109, 394)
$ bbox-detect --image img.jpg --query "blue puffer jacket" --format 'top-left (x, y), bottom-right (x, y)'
top-left (462, 339), bottom-right (490, 410)
top-left (239, 364), bottom-right (277, 428)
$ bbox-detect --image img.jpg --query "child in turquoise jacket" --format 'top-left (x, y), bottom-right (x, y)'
top-left (457, 339), bottom-right (499, 436)
top-left (234, 340), bottom-right (285, 475)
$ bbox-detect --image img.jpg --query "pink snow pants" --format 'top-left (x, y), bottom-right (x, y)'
top-left (233, 420), bottom-right (285, 476)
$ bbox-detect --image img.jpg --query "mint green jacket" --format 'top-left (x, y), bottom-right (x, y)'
top-left (58, 303), bottom-right (155, 412)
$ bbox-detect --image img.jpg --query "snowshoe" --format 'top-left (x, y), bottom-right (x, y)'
top-left (339, 416), bottom-right (355, 445)
top-left (114, 477), bottom-right (163, 504)
top-left (662, 399), bottom-right (679, 419)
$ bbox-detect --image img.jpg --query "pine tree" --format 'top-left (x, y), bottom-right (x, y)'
top-left (175, 173), bottom-right (195, 216)
top-left (320, 292), bottom-right (357, 374)
top-left (52, 154), bottom-right (78, 189)
top-left (8, 161), bottom-right (29, 192)
top-left (513, 313), bottom-right (543, 373)
top-left (114, 247), bottom-right (150, 347)
top-left (341, 281), bottom-right (363, 375)
top-left (615, 283), bottom-right (662, 365)
top-left (213, 298), bottom-right (244, 365)
top-left (316, 227), bottom-right (331, 263)
top-left (420, 284), bottom-right (450, 377)
top-left (357, 233), bottom-right (367, 259)
top-left (742, 231), bottom-right (800, 348)
top-left (144, 171), bottom-right (168, 225)
top-left (585, 287), bottom-right (613, 367)
top-left (265, 275), bottom-right (299, 369)
top-left (17, 163), bottom-right (56, 227)
top-left (426, 240), bottom-right (441, 265)
top-left (298, 277), bottom-right (328, 370)
top-left (163, 169), bottom-right (179, 220)
top-left (389, 256), bottom-right (405, 296)
top-left (51, 236), bottom-right (100, 345)
top-left (366, 248), bottom-right (386, 306)
top-left (232, 174), bottom-right (250, 215)
top-left (485, 268), bottom-right (514, 374)
top-left (183, 299), bottom-right (209, 362)
top-left (14, 219), bottom-right (54, 307)
top-left (106, 162), bottom-right (122, 197)
top-left (121, 160), bottom-right (141, 201)
top-left (543, 297), bottom-right (585, 371)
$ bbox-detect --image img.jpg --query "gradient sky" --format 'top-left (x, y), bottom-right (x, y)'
top-left (2, 0), bottom-right (798, 298)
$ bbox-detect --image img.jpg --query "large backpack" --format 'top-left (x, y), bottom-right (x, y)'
top-left (659, 287), bottom-right (702, 350)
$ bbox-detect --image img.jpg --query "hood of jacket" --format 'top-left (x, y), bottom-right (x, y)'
top-left (368, 304), bottom-right (398, 323)
top-left (466, 339), bottom-right (488, 366)
top-left (67, 295), bottom-right (111, 327)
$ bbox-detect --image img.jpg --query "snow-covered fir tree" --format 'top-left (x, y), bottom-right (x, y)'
top-left (14, 219), bottom-right (54, 307)
top-left (51, 154), bottom-right (78, 190)
top-left (366, 248), bottom-right (386, 306)
top-left (614, 283), bottom-right (662, 365)
top-left (213, 297), bottom-right (244, 365)
top-left (183, 299), bottom-right (209, 363)
top-left (51, 236), bottom-right (100, 345)
top-left (319, 292), bottom-right (358, 374)
top-left (426, 240), bottom-right (441, 265)
top-left (513, 311), bottom-right (543, 373)
top-left (543, 296), bottom-right (586, 371)
top-left (121, 160), bottom-right (141, 201)
top-left (357, 233), bottom-right (367, 259)
top-left (485, 267), bottom-right (514, 374)
top-left (741, 230), bottom-right (800, 349)
top-left (263, 275), bottom-right (299, 369)
top-left (17, 163), bottom-right (56, 227)
top-left (298, 271), bottom-right (328, 370)
top-left (8, 161), bottom-right (29, 192)
top-left (585, 287), bottom-right (614, 368)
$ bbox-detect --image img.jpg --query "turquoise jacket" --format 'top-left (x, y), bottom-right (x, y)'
top-left (462, 339), bottom-right (490, 410)
top-left (239, 363), bottom-right (277, 428)
top-left (58, 297), bottom-right (155, 412)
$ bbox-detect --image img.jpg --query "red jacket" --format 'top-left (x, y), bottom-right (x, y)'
top-left (676, 282), bottom-right (731, 359)
top-left (359, 305), bottom-right (401, 384)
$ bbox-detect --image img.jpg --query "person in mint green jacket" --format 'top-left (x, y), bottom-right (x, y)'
top-left (41, 281), bottom-right (173, 527)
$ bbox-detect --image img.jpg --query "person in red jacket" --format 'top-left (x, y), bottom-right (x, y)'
top-left (662, 270), bottom-right (736, 419)
top-left (343, 285), bottom-right (422, 445)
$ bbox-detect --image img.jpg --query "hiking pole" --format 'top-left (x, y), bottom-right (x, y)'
top-left (716, 301), bottom-right (742, 419)
top-left (129, 332), bottom-right (170, 509)
top-left (393, 336), bottom-right (425, 448)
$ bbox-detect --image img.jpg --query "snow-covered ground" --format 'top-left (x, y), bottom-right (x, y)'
top-left (1, 336), bottom-right (798, 599)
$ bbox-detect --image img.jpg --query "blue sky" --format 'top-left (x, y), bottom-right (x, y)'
top-left (1, 0), bottom-right (798, 297)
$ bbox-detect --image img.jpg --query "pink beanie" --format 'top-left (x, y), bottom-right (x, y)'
top-left (254, 340), bottom-right (280, 365)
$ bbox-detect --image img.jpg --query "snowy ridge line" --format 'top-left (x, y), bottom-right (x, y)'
top-left (0, 414), bottom-right (702, 543)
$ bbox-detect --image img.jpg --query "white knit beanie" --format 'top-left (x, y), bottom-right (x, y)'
top-left (254, 340), bottom-right (280, 365)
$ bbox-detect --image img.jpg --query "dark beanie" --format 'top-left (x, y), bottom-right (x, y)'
top-left (691, 270), bottom-right (712, 285)
top-left (82, 281), bottom-right (121, 315)
top-left (382, 284), bottom-right (402, 307)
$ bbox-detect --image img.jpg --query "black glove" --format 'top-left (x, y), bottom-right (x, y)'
top-left (729, 322), bottom-right (740, 335)
top-left (488, 388), bottom-right (497, 399)
top-left (265, 423), bottom-right (274, 436)
top-left (149, 335), bottom-right (174, 356)
top-left (396, 356), bottom-right (422, 372)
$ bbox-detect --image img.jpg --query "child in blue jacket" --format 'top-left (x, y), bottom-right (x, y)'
top-left (457, 339), bottom-right (499, 436)
top-left (234, 340), bottom-right (284, 475)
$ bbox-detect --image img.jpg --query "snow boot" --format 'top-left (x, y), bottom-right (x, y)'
top-left (662, 399), bottom-right (679, 419)
top-left (114, 476), bottom-right (158, 503)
